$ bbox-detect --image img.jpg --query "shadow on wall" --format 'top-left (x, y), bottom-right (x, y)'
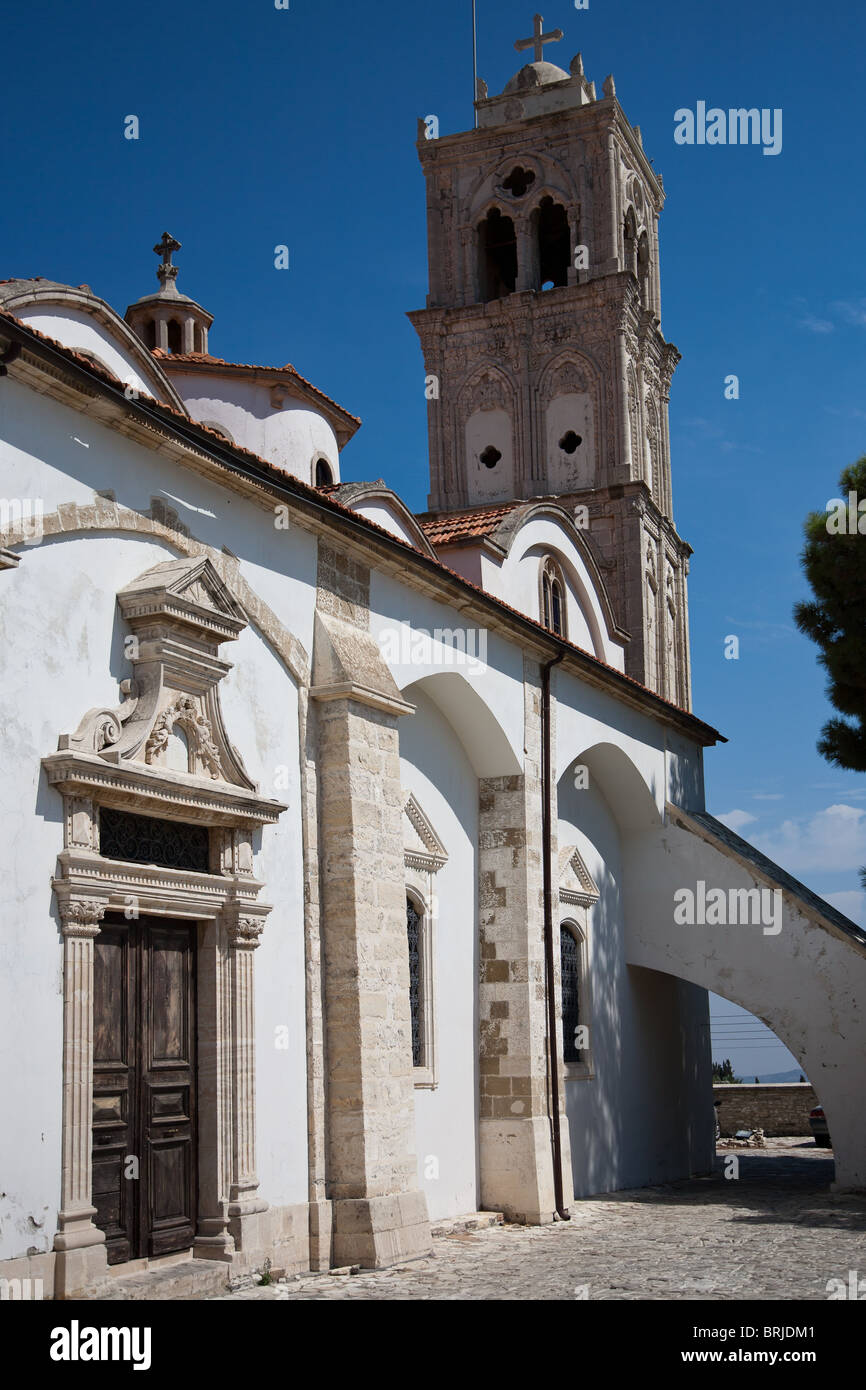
top-left (558, 741), bottom-right (712, 1198)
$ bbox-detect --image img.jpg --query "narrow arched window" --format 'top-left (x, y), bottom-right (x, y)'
top-left (540, 557), bottom-right (567, 638)
top-left (623, 207), bottom-right (638, 276)
top-left (167, 319), bottom-right (183, 355)
top-left (315, 458), bottom-right (334, 487)
top-left (637, 230), bottom-right (650, 305)
top-left (478, 208), bottom-right (517, 302)
top-left (535, 196), bottom-right (570, 289)
top-left (560, 924), bottom-right (582, 1064)
top-left (407, 896), bottom-right (423, 1067)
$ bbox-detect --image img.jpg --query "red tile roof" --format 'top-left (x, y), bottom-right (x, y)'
top-left (419, 502), bottom-right (520, 546)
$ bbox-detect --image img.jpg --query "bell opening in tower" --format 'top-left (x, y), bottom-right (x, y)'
top-left (478, 209), bottom-right (517, 302)
top-left (536, 197), bottom-right (570, 290)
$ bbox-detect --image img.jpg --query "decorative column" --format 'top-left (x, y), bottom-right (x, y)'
top-left (53, 896), bottom-right (109, 1299)
top-left (476, 659), bottom-right (574, 1223)
top-left (225, 910), bottom-right (269, 1257)
top-left (515, 216), bottom-right (534, 292)
top-left (310, 549), bottom-right (432, 1268)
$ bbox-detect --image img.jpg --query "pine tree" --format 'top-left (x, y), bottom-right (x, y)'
top-left (794, 456), bottom-right (866, 774)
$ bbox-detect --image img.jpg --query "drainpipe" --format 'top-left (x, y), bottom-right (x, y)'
top-left (541, 649), bottom-right (570, 1221)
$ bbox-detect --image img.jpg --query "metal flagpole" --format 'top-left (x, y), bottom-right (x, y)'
top-left (472, 0), bottom-right (478, 128)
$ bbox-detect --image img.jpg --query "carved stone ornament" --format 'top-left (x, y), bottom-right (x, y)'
top-left (42, 556), bottom-right (288, 830)
top-left (58, 897), bottom-right (107, 937)
top-left (227, 915), bottom-right (266, 950)
top-left (559, 847), bottom-right (600, 907)
top-left (403, 793), bottom-right (448, 874)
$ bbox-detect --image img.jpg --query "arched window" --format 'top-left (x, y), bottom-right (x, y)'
top-left (315, 458), bottom-right (334, 487)
top-left (167, 319), bottom-right (182, 355)
top-left (407, 895), bottom-right (423, 1068)
top-left (540, 556), bottom-right (567, 638)
top-left (560, 924), bottom-right (583, 1064)
top-left (637, 230), bottom-right (650, 305)
top-left (478, 208), bottom-right (517, 302)
top-left (623, 206), bottom-right (638, 276)
top-left (535, 196), bottom-right (570, 289)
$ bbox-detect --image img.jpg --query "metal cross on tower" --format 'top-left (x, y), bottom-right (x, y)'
top-left (514, 13), bottom-right (563, 64)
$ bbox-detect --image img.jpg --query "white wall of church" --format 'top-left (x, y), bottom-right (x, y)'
top-left (399, 686), bottom-right (479, 1219)
top-left (557, 772), bottom-right (711, 1197)
top-left (11, 307), bottom-right (159, 399)
top-left (351, 501), bottom-right (422, 549)
top-left (0, 381), bottom-right (323, 1257)
top-left (218, 627), bottom-right (309, 1208)
top-left (480, 515), bottom-right (626, 672)
top-left (0, 528), bottom-right (311, 1259)
top-left (169, 372), bottom-right (340, 483)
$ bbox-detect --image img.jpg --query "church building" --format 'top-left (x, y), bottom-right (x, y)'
top-left (1, 22), bottom-right (864, 1300)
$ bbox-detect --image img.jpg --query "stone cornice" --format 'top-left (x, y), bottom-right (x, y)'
top-left (42, 751), bottom-right (287, 827)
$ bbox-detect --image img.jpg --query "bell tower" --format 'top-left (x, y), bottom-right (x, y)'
top-left (409, 17), bottom-right (692, 707)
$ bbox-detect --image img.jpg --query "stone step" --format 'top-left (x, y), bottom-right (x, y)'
top-left (430, 1211), bottom-right (504, 1238)
top-left (83, 1259), bottom-right (231, 1301)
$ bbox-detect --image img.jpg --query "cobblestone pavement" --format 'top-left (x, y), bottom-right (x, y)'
top-left (214, 1141), bottom-right (866, 1301)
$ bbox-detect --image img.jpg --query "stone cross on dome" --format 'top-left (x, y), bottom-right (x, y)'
top-left (153, 232), bottom-right (181, 289)
top-left (514, 13), bottom-right (564, 64)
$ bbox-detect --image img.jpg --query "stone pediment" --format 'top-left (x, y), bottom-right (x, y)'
top-left (403, 793), bottom-right (447, 873)
top-left (43, 557), bottom-right (287, 827)
top-left (559, 845), bottom-right (600, 907)
top-left (117, 555), bottom-right (247, 643)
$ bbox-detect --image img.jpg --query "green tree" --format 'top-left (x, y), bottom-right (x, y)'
top-left (712, 1058), bottom-right (742, 1084)
top-left (794, 455), bottom-right (866, 774)
top-left (795, 455), bottom-right (866, 888)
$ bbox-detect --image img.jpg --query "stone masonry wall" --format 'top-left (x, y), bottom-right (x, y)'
top-left (714, 1084), bottom-right (818, 1137)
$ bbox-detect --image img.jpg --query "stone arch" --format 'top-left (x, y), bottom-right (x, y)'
top-left (403, 671), bottom-right (521, 779)
top-left (0, 496), bottom-right (310, 684)
top-left (564, 740), bottom-right (662, 832)
top-left (624, 806), bottom-right (866, 1188)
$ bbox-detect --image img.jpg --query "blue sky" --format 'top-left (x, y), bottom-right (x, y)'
top-left (4, 0), bottom-right (865, 1079)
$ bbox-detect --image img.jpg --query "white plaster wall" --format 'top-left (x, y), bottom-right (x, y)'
top-left (399, 686), bottom-right (479, 1219)
top-left (0, 531), bottom-right (310, 1259)
top-left (558, 774), bottom-right (712, 1196)
top-left (14, 307), bottom-right (163, 400)
top-left (169, 372), bottom-right (340, 483)
top-left (626, 820), bottom-right (866, 1188)
top-left (218, 627), bottom-right (308, 1207)
top-left (351, 501), bottom-right (420, 549)
top-left (370, 569), bottom-right (525, 779)
top-left (0, 379), bottom-right (322, 1256)
top-left (481, 515), bottom-right (626, 671)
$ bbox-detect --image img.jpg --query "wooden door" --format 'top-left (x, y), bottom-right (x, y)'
top-left (92, 916), bottom-right (197, 1263)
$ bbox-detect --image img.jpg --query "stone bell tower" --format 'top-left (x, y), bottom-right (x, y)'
top-left (409, 16), bottom-right (692, 708)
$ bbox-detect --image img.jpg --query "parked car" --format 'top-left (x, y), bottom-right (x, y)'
top-left (809, 1106), bottom-right (831, 1147)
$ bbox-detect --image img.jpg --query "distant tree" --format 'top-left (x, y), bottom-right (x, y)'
top-left (795, 456), bottom-right (866, 888)
top-left (712, 1058), bottom-right (742, 1084)
top-left (795, 455), bottom-right (866, 776)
